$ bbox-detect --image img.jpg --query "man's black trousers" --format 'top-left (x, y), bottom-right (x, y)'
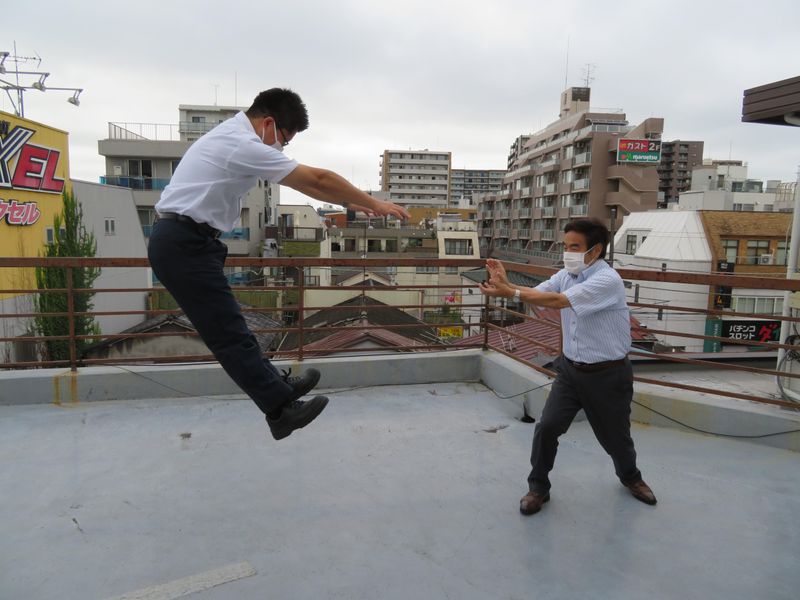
top-left (148, 218), bottom-right (292, 414)
top-left (528, 355), bottom-right (642, 493)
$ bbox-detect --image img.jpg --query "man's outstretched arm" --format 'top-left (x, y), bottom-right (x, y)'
top-left (281, 164), bottom-right (411, 220)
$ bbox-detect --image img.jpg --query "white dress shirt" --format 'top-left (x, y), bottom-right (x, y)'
top-left (156, 111), bottom-right (298, 232)
top-left (535, 260), bottom-right (632, 363)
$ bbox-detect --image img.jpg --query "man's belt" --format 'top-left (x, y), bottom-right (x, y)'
top-left (562, 355), bottom-right (627, 373)
top-left (157, 212), bottom-right (221, 239)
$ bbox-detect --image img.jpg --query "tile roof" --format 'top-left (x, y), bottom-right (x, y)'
top-left (279, 295), bottom-right (442, 351)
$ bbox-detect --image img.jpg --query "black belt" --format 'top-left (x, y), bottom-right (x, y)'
top-left (563, 355), bottom-right (627, 373)
top-left (157, 212), bottom-right (221, 239)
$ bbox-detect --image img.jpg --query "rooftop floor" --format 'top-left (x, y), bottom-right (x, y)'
top-left (1, 381), bottom-right (798, 600)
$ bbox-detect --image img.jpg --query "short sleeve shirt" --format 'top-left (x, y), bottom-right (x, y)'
top-left (155, 111), bottom-right (298, 231)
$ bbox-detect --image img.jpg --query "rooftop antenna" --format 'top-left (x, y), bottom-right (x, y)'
top-left (582, 63), bottom-right (596, 88)
top-left (234, 70), bottom-right (238, 106)
top-left (0, 42), bottom-right (83, 117)
top-left (563, 34), bottom-right (570, 89)
top-left (212, 83), bottom-right (220, 106)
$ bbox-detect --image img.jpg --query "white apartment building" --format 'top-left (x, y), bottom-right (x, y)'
top-left (380, 150), bottom-right (451, 207)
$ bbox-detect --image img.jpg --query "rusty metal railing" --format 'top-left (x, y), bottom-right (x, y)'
top-left (2, 256), bottom-right (800, 410)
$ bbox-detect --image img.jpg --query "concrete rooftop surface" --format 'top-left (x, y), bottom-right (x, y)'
top-left (1, 378), bottom-right (799, 600)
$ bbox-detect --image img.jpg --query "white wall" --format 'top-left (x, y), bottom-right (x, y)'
top-left (73, 180), bottom-right (151, 336)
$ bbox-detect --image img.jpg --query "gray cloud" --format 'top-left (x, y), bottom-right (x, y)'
top-left (5, 0), bottom-right (799, 207)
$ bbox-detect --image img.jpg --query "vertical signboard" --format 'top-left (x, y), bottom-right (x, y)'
top-left (0, 111), bottom-right (70, 300)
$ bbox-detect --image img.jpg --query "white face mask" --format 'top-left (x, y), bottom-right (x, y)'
top-left (563, 245), bottom-right (597, 276)
top-left (262, 119), bottom-right (283, 151)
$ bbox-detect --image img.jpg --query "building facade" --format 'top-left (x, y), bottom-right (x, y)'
top-left (477, 87), bottom-right (664, 263)
top-left (449, 169), bottom-right (505, 207)
top-left (380, 150), bottom-right (451, 207)
top-left (657, 140), bottom-right (704, 206)
top-left (613, 209), bottom-right (790, 352)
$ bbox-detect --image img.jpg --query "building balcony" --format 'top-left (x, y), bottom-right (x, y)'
top-left (572, 178), bottom-right (591, 192)
top-left (541, 229), bottom-right (555, 241)
top-left (573, 151), bottom-right (592, 166)
top-left (518, 228), bottom-right (531, 238)
top-left (519, 208), bottom-right (532, 218)
top-left (569, 204), bottom-right (588, 216)
top-left (497, 228), bottom-right (510, 238)
top-left (544, 183), bottom-right (557, 195)
top-left (542, 206), bottom-right (556, 218)
top-left (101, 176), bottom-right (171, 191)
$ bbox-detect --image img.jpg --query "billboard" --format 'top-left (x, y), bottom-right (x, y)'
top-left (616, 138), bottom-right (661, 164)
top-left (0, 111), bottom-right (70, 300)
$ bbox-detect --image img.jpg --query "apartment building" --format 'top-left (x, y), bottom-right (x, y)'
top-left (679, 160), bottom-right (790, 212)
top-left (97, 105), bottom-right (280, 257)
top-left (450, 169), bottom-right (505, 207)
top-left (657, 140), bottom-right (704, 205)
top-left (380, 150), bottom-right (451, 207)
top-left (477, 87), bottom-right (664, 264)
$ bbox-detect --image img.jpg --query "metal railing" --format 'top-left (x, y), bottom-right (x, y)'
top-left (3, 257), bottom-right (800, 410)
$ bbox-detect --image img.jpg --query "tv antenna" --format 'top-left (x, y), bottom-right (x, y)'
top-left (0, 42), bottom-right (83, 117)
top-left (582, 63), bottom-right (596, 88)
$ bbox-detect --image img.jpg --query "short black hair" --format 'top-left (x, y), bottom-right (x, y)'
top-left (563, 217), bottom-right (609, 259)
top-left (246, 88), bottom-right (309, 133)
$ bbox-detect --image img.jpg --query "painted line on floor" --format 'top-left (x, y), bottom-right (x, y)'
top-left (103, 561), bottom-right (257, 600)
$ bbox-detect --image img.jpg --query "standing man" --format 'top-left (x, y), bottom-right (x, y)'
top-left (149, 88), bottom-right (410, 441)
top-left (479, 218), bottom-right (656, 514)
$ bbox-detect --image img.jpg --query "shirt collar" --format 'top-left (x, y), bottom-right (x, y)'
top-left (236, 111), bottom-right (258, 137)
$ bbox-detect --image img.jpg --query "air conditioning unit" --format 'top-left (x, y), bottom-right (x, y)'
top-left (759, 254), bottom-right (774, 265)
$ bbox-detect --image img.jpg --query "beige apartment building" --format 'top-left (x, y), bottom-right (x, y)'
top-left (477, 87), bottom-right (664, 263)
top-left (380, 150), bottom-right (451, 207)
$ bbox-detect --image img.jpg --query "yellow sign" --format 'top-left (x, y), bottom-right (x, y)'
top-left (437, 326), bottom-right (463, 338)
top-left (0, 111), bottom-right (70, 299)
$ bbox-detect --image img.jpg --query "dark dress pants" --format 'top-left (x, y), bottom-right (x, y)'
top-left (528, 355), bottom-right (642, 493)
top-left (147, 218), bottom-right (292, 415)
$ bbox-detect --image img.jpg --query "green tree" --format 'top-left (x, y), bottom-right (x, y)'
top-left (34, 189), bottom-right (101, 363)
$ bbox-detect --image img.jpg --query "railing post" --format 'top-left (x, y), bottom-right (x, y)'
top-left (65, 267), bottom-right (77, 372)
top-left (297, 267), bottom-right (305, 362)
top-left (482, 292), bottom-right (490, 351)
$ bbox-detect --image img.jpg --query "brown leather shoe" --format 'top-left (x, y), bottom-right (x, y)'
top-left (624, 479), bottom-right (657, 505)
top-left (519, 491), bottom-right (550, 515)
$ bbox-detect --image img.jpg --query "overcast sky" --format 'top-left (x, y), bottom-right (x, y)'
top-left (5, 0), bottom-right (800, 206)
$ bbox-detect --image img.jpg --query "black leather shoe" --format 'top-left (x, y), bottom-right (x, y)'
top-left (281, 367), bottom-right (321, 398)
top-left (267, 395), bottom-right (329, 440)
top-left (520, 491), bottom-right (550, 515)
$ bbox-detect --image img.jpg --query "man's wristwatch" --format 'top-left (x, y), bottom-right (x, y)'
top-left (513, 288), bottom-right (521, 301)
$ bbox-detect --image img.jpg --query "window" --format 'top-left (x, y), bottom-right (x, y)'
top-left (171, 159), bottom-right (181, 174)
top-left (734, 296), bottom-right (783, 315)
top-left (45, 227), bottom-right (66, 244)
top-left (416, 266), bottom-right (439, 274)
top-left (626, 234), bottom-right (637, 254)
top-left (745, 240), bottom-right (770, 265)
top-left (104, 218), bottom-right (116, 236)
top-left (191, 116), bottom-right (206, 123)
top-left (445, 266), bottom-right (459, 274)
top-left (128, 159), bottom-right (152, 178)
top-left (385, 239), bottom-right (398, 252)
top-left (444, 239), bottom-right (473, 255)
top-left (776, 241), bottom-right (788, 266)
top-left (721, 239), bottom-right (738, 264)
